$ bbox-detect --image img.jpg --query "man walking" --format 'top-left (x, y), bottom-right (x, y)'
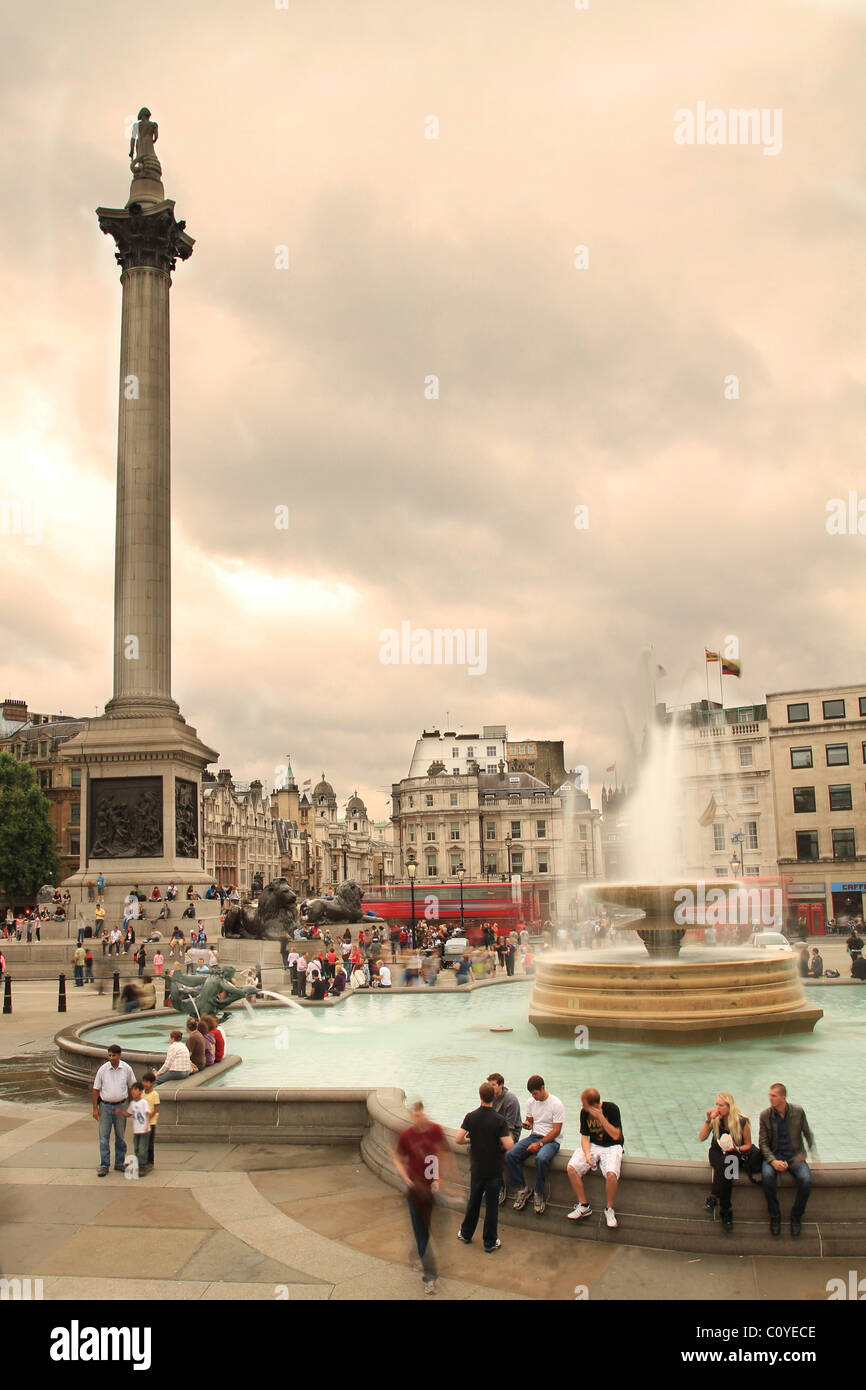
top-left (488, 1072), bottom-right (522, 1205)
top-left (92, 1045), bottom-right (136, 1175)
top-left (566, 1087), bottom-right (624, 1229)
top-left (506, 1074), bottom-right (565, 1215)
top-left (759, 1082), bottom-right (817, 1237)
top-left (455, 1081), bottom-right (514, 1251)
top-left (393, 1100), bottom-right (454, 1295)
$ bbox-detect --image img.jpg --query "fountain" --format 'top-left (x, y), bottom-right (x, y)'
top-left (532, 659), bottom-right (823, 1043)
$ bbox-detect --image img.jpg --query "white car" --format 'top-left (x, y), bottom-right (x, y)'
top-left (748, 931), bottom-right (793, 952)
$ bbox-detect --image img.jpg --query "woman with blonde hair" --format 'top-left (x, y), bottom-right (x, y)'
top-left (698, 1092), bottom-right (753, 1232)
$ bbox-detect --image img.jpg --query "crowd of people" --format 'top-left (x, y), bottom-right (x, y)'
top-left (393, 1072), bottom-right (818, 1294)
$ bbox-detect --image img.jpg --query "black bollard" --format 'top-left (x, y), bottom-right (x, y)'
top-left (112, 970), bottom-right (120, 1007)
top-left (2, 976), bottom-right (11, 1014)
top-left (58, 972), bottom-right (67, 1013)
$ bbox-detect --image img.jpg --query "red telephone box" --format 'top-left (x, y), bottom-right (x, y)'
top-left (797, 903), bottom-right (825, 936)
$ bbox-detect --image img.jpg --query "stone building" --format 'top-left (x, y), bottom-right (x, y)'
top-left (307, 776), bottom-right (394, 891)
top-left (767, 683), bottom-right (866, 930)
top-left (0, 698), bottom-right (88, 881)
top-left (202, 770), bottom-right (281, 896)
top-left (506, 738), bottom-right (567, 791)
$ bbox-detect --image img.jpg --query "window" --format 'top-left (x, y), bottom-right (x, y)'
top-left (746, 821), bottom-right (758, 850)
top-left (787, 703), bottom-right (809, 722)
top-left (486, 821), bottom-right (496, 840)
top-left (486, 857), bottom-right (497, 873)
top-left (39, 741), bottom-right (47, 758)
top-left (826, 744), bottom-right (849, 766)
top-left (487, 765), bottom-right (497, 773)
top-left (425, 794), bottom-right (433, 807)
top-left (426, 826), bottom-right (436, 841)
top-left (708, 747), bottom-right (721, 770)
top-left (450, 853), bottom-right (462, 873)
top-left (508, 793), bottom-right (520, 805)
top-left (860, 697), bottom-right (866, 717)
top-left (484, 794), bottom-right (494, 805)
top-left (70, 834), bottom-right (80, 856)
top-left (408, 796), bottom-right (414, 808)
top-left (579, 823), bottom-right (588, 840)
top-left (486, 746), bottom-right (497, 757)
top-left (452, 748), bottom-right (459, 758)
top-left (796, 831), bottom-right (819, 861)
top-left (39, 770), bottom-right (52, 790)
top-left (793, 787), bottom-right (816, 813)
top-left (426, 857), bottom-right (438, 875)
top-left (738, 746), bottom-right (753, 767)
top-left (353, 822), bottom-right (358, 831)
top-left (71, 803), bottom-right (80, 824)
top-left (70, 768), bottom-right (81, 788)
top-left (510, 821), bottom-right (521, 838)
top-left (536, 820), bottom-right (546, 838)
top-left (537, 854), bottom-right (549, 874)
top-left (829, 785), bottom-right (853, 811)
top-left (579, 852), bottom-right (587, 874)
top-left (511, 852), bottom-right (523, 872)
top-left (823, 699), bottom-right (845, 719)
top-left (790, 748), bottom-right (813, 769)
top-left (742, 786), bottom-right (757, 802)
top-left (744, 866), bottom-right (760, 877)
top-left (449, 792), bottom-right (458, 806)
top-left (450, 823), bottom-right (460, 840)
top-left (519, 745), bottom-right (526, 754)
top-left (833, 828), bottom-right (855, 860)
top-left (713, 824), bottom-right (725, 851)
top-left (466, 747), bottom-right (474, 759)
top-left (716, 865), bottom-right (729, 877)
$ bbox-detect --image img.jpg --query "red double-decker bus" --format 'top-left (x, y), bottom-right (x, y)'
top-left (361, 879), bottom-right (539, 939)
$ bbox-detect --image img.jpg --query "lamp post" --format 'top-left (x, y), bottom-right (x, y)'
top-left (730, 831), bottom-right (745, 875)
top-left (341, 836), bottom-right (349, 883)
top-left (457, 863), bottom-right (465, 933)
top-left (504, 834), bottom-right (513, 878)
top-left (407, 858), bottom-right (417, 941)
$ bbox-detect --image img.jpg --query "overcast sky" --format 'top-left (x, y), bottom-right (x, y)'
top-left (2, 0), bottom-right (865, 819)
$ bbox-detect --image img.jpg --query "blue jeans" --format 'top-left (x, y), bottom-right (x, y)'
top-left (154, 1070), bottom-right (189, 1087)
top-left (507, 1133), bottom-right (560, 1196)
top-left (762, 1160), bottom-right (811, 1221)
top-left (407, 1189), bottom-right (437, 1282)
top-left (460, 1174), bottom-right (502, 1249)
top-left (98, 1100), bottom-right (128, 1169)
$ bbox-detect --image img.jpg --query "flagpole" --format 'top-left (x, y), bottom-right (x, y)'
top-left (718, 654), bottom-right (724, 710)
top-left (705, 653), bottom-right (710, 707)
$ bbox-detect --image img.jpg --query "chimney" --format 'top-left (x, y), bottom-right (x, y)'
top-left (3, 699), bottom-right (27, 723)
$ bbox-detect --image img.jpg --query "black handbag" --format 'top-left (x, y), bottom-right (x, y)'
top-left (738, 1145), bottom-right (763, 1183)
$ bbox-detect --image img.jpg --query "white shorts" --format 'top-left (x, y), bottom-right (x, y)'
top-left (568, 1143), bottom-right (623, 1180)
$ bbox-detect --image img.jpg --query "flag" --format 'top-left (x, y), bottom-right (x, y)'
top-left (606, 763), bottom-right (616, 772)
top-left (698, 795), bottom-right (717, 826)
top-left (705, 649), bottom-right (719, 663)
top-left (302, 778), bottom-right (311, 787)
top-left (656, 665), bottom-right (667, 677)
top-left (722, 659), bottom-right (741, 677)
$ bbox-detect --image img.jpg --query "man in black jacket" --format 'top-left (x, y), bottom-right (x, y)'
top-left (489, 1072), bottom-right (522, 1205)
top-left (759, 1083), bottom-right (817, 1238)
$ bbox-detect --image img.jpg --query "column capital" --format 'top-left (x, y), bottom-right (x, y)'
top-left (96, 199), bottom-right (195, 275)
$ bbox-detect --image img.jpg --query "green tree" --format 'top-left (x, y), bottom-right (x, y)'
top-left (0, 753), bottom-right (63, 901)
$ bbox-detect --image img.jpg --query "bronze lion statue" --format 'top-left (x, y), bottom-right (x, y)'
top-left (304, 879), bottom-right (368, 926)
top-left (222, 876), bottom-right (297, 941)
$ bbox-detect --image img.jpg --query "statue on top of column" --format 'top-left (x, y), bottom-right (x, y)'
top-left (129, 108), bottom-right (160, 174)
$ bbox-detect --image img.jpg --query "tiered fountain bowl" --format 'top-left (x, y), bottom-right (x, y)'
top-left (529, 882), bottom-right (823, 1044)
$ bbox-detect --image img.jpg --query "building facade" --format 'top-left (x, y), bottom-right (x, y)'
top-left (202, 770), bottom-right (281, 897)
top-left (0, 699), bottom-right (87, 882)
top-left (767, 684), bottom-right (866, 929)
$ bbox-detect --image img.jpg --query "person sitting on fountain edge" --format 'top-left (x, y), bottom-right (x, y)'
top-left (507, 1075), bottom-right (565, 1216)
top-left (566, 1087), bottom-right (624, 1228)
top-left (759, 1082), bottom-right (818, 1238)
top-left (698, 1091), bottom-right (753, 1232)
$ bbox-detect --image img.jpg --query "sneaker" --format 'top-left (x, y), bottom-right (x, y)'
top-left (533, 1193), bottom-right (546, 1215)
top-left (567, 1202), bottom-right (593, 1221)
top-left (457, 1231), bottom-right (471, 1243)
top-left (97, 1166), bottom-right (109, 1177)
top-left (604, 1207), bottom-right (618, 1229)
top-left (484, 1239), bottom-right (501, 1253)
top-left (498, 1185), bottom-right (507, 1207)
top-left (512, 1187), bottom-right (532, 1211)
top-left (423, 1278), bottom-right (438, 1295)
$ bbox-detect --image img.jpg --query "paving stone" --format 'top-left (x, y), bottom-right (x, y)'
top-left (590, 1246), bottom-right (760, 1301)
top-left (90, 1191), bottom-right (219, 1229)
top-left (753, 1256), bottom-right (846, 1301)
top-left (0, 1183), bottom-right (120, 1225)
top-left (0, 1221), bottom-right (76, 1269)
top-left (216, 1144), bottom-right (359, 1172)
top-left (175, 1229), bottom-right (329, 1285)
top-left (33, 1224), bottom-right (209, 1278)
top-left (199, 1281), bottom-right (333, 1301)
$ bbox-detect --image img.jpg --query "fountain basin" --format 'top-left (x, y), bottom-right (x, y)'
top-left (529, 951), bottom-right (823, 1043)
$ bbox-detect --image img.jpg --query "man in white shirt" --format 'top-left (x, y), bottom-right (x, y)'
top-left (506, 1074), bottom-right (565, 1215)
top-left (378, 963), bottom-right (392, 988)
top-left (91, 1045), bottom-right (137, 1175)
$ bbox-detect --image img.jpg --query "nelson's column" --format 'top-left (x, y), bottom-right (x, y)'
top-left (63, 111), bottom-right (219, 923)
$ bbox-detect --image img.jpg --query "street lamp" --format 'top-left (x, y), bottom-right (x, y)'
top-left (407, 858), bottom-right (417, 941)
top-left (730, 831), bottom-right (744, 876)
top-left (457, 863), bottom-right (465, 933)
top-left (504, 834), bottom-right (513, 878)
top-left (341, 836), bottom-right (349, 882)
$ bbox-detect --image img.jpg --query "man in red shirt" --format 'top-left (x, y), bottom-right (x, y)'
top-left (393, 1101), bottom-right (455, 1294)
